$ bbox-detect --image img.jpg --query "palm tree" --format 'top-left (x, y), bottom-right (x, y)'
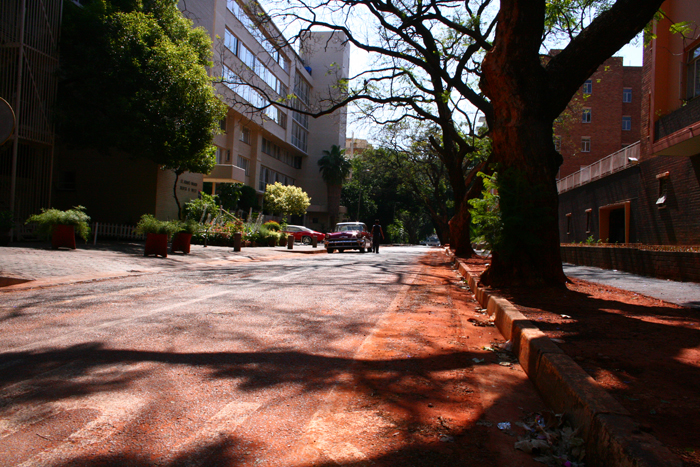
top-left (318, 145), bottom-right (352, 229)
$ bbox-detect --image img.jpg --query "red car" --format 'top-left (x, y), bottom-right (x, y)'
top-left (282, 225), bottom-right (326, 245)
top-left (324, 222), bottom-right (372, 253)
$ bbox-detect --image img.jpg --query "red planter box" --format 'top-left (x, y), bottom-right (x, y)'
top-left (171, 232), bottom-right (192, 254)
top-left (52, 225), bottom-right (76, 249)
top-left (144, 233), bottom-right (168, 258)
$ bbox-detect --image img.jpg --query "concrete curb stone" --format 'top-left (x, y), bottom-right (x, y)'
top-left (445, 248), bottom-right (682, 467)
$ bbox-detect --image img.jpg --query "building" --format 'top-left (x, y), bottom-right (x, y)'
top-left (0, 0), bottom-right (62, 223)
top-left (183, 0), bottom-right (349, 232)
top-left (554, 56), bottom-right (642, 178)
top-left (557, 0), bottom-right (700, 246)
top-left (345, 136), bottom-right (371, 158)
top-left (4, 0), bottom-right (350, 231)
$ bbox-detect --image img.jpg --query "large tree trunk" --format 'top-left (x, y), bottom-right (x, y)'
top-left (479, 0), bottom-right (566, 287)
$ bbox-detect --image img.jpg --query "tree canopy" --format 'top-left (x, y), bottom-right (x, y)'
top-left (264, 182), bottom-right (311, 219)
top-left (57, 0), bottom-right (226, 174)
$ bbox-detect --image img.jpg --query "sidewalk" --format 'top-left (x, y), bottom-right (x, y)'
top-left (563, 262), bottom-right (700, 309)
top-left (0, 241), bottom-right (326, 290)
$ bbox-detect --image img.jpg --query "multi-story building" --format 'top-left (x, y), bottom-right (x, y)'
top-left (185, 0), bottom-right (350, 232)
top-left (557, 0), bottom-right (700, 246)
top-left (554, 56), bottom-right (642, 178)
top-left (0, 0), bottom-right (62, 223)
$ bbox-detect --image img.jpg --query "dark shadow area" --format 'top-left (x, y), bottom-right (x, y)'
top-left (496, 282), bottom-right (700, 465)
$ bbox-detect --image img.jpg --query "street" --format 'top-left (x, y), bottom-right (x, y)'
top-left (1, 248), bottom-right (547, 466)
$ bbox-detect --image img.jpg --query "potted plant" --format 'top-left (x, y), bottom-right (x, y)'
top-left (135, 214), bottom-right (179, 258)
top-left (25, 206), bottom-right (91, 249)
top-left (171, 219), bottom-right (200, 254)
top-left (0, 210), bottom-right (13, 246)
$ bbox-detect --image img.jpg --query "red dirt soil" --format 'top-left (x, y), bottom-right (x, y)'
top-left (462, 256), bottom-right (700, 466)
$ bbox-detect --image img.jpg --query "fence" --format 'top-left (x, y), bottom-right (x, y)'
top-left (91, 223), bottom-right (144, 242)
top-left (557, 142), bottom-right (640, 193)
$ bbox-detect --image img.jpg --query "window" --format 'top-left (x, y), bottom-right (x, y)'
top-left (224, 29), bottom-right (238, 55)
top-left (553, 135), bottom-right (562, 152)
top-left (585, 209), bottom-right (592, 233)
top-left (294, 74), bottom-right (310, 105)
top-left (583, 79), bottom-right (592, 95)
top-left (259, 165), bottom-right (294, 191)
top-left (622, 116), bottom-right (631, 131)
top-left (227, 0), bottom-right (287, 74)
top-left (237, 155), bottom-right (250, 176)
top-left (656, 172), bottom-right (670, 208)
top-left (623, 87), bottom-right (632, 103)
top-left (240, 127), bottom-right (250, 144)
top-left (291, 121), bottom-right (308, 152)
top-left (566, 213), bottom-right (572, 235)
top-left (581, 137), bottom-right (591, 153)
top-left (219, 118), bottom-right (227, 132)
top-left (687, 45), bottom-right (700, 100)
top-left (582, 108), bottom-right (591, 123)
top-left (216, 147), bottom-right (231, 164)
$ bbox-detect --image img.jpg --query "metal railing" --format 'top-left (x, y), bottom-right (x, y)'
top-left (557, 142), bottom-right (640, 193)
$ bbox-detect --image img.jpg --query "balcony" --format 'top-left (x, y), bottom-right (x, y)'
top-left (557, 142), bottom-right (640, 194)
top-left (653, 97), bottom-right (700, 157)
top-left (203, 164), bottom-right (246, 184)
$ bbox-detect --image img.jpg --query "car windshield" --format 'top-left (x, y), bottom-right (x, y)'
top-left (336, 224), bottom-right (364, 232)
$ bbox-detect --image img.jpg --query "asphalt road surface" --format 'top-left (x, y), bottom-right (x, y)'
top-left (1, 247), bottom-right (546, 466)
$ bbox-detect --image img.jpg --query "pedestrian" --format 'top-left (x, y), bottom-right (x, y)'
top-left (371, 219), bottom-right (384, 253)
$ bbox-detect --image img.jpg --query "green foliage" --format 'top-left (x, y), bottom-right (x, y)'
top-left (239, 185), bottom-right (260, 213)
top-left (26, 206), bottom-right (91, 242)
top-left (183, 193), bottom-right (220, 222)
top-left (263, 221), bottom-right (281, 231)
top-left (175, 219), bottom-right (201, 235)
top-left (57, 0), bottom-right (226, 174)
top-left (264, 182), bottom-right (311, 218)
top-left (386, 219), bottom-right (408, 244)
top-left (468, 173), bottom-right (501, 251)
top-left (134, 214), bottom-right (180, 239)
top-left (318, 145), bottom-right (352, 186)
top-left (216, 183), bottom-right (242, 211)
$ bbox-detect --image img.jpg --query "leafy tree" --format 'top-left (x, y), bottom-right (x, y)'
top-left (318, 145), bottom-right (352, 228)
top-left (264, 0), bottom-right (663, 286)
top-left (264, 182), bottom-right (311, 221)
top-left (57, 0), bottom-right (227, 219)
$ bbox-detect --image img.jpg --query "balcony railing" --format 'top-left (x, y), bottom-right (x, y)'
top-left (557, 142), bottom-right (640, 194)
top-left (203, 164), bottom-right (246, 184)
top-left (655, 97), bottom-right (700, 140)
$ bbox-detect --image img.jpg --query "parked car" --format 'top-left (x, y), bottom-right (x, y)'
top-left (324, 222), bottom-right (372, 253)
top-left (282, 225), bottom-right (325, 245)
top-left (420, 235), bottom-right (441, 247)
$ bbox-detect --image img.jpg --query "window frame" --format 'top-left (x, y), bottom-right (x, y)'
top-left (583, 79), bottom-right (592, 95)
top-left (687, 45), bottom-right (700, 100)
top-left (623, 87), bottom-right (632, 103)
top-left (582, 107), bottom-right (592, 124)
top-left (622, 116), bottom-right (632, 131)
top-left (581, 137), bottom-right (591, 153)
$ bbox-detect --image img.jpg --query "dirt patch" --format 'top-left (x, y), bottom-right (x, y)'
top-left (467, 257), bottom-right (700, 466)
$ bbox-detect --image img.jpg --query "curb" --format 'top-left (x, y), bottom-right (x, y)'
top-left (445, 249), bottom-right (682, 467)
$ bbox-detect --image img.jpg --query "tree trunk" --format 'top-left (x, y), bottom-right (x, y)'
top-left (173, 170), bottom-right (183, 220)
top-left (449, 199), bottom-right (475, 257)
top-left (479, 0), bottom-right (566, 287)
top-left (327, 184), bottom-right (342, 229)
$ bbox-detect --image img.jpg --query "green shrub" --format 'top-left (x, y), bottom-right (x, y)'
top-left (26, 206), bottom-right (91, 242)
top-left (134, 215), bottom-right (180, 239)
top-left (183, 192), bottom-right (219, 222)
top-left (263, 220), bottom-right (281, 231)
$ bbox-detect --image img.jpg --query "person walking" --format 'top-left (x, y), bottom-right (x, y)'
top-left (371, 219), bottom-right (384, 254)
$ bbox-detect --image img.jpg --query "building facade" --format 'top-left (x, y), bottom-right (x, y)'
top-left (555, 56), bottom-right (642, 178)
top-left (558, 0), bottom-right (700, 246)
top-left (183, 0), bottom-right (350, 232)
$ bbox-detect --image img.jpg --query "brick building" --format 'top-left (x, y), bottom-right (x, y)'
top-left (558, 0), bottom-right (700, 246)
top-left (555, 56), bottom-right (642, 178)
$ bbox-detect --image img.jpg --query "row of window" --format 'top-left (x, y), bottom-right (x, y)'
top-left (225, 29), bottom-right (288, 97)
top-left (226, 0), bottom-right (288, 72)
top-left (222, 65), bottom-right (286, 128)
top-left (291, 121), bottom-right (308, 153)
top-left (259, 165), bottom-right (295, 191)
top-left (580, 109), bottom-right (632, 130)
top-left (262, 137), bottom-right (302, 168)
top-left (583, 79), bottom-right (633, 103)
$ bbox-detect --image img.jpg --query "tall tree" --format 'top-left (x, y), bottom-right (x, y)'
top-left (57, 0), bottom-right (227, 218)
top-left (318, 144), bottom-right (352, 228)
top-left (478, 0), bottom-right (664, 286)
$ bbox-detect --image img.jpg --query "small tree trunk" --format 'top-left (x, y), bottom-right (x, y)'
top-left (327, 184), bottom-right (342, 228)
top-left (173, 170), bottom-right (183, 220)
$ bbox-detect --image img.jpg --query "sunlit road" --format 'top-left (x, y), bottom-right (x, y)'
top-left (0, 247), bottom-right (545, 466)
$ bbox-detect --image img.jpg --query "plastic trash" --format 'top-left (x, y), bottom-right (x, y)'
top-left (497, 422), bottom-right (511, 430)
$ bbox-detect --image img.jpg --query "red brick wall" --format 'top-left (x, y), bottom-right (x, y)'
top-left (556, 57), bottom-right (642, 178)
top-left (560, 245), bottom-right (700, 283)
